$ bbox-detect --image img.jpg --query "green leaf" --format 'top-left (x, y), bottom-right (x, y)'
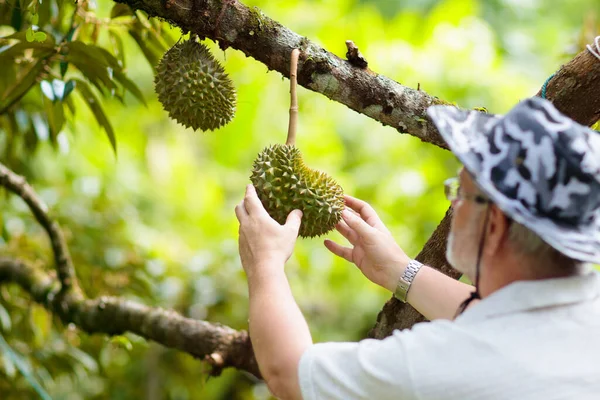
top-left (1, 219), bottom-right (10, 242)
top-left (1, 30), bottom-right (36, 41)
top-left (67, 346), bottom-right (98, 373)
top-left (114, 71), bottom-right (146, 106)
top-left (43, 94), bottom-right (65, 141)
top-left (64, 96), bottom-right (76, 115)
top-left (76, 80), bottom-right (117, 154)
top-left (25, 27), bottom-right (34, 42)
top-left (64, 41), bottom-right (120, 70)
top-left (32, 31), bottom-right (46, 42)
top-left (64, 41), bottom-right (144, 105)
top-left (64, 41), bottom-right (125, 96)
top-left (1, 350), bottom-right (16, 378)
top-left (0, 303), bottom-right (11, 332)
top-left (66, 54), bottom-right (117, 95)
top-left (110, 335), bottom-right (133, 351)
top-left (60, 60), bottom-right (68, 77)
top-left (94, 45), bottom-right (124, 70)
top-left (62, 80), bottom-right (75, 100)
top-left (10, 2), bottom-right (22, 31)
top-left (24, 123), bottom-right (39, 152)
top-left (65, 24), bottom-right (77, 43)
top-left (129, 29), bottom-right (161, 68)
top-left (0, 57), bottom-right (48, 113)
top-left (0, 31), bottom-right (55, 64)
top-left (0, 334), bottom-right (51, 400)
top-left (110, 3), bottom-right (134, 18)
top-left (108, 29), bottom-right (125, 67)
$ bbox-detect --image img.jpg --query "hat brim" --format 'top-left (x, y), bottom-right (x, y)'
top-left (427, 105), bottom-right (600, 264)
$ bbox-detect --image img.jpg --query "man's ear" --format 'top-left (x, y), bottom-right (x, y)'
top-left (484, 204), bottom-right (510, 257)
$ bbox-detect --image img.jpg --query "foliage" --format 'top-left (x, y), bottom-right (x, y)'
top-left (0, 0), bottom-right (598, 398)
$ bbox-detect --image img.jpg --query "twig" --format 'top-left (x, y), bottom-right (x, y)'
top-left (286, 48), bottom-right (300, 146)
top-left (0, 163), bottom-right (79, 294)
top-left (345, 40), bottom-right (368, 68)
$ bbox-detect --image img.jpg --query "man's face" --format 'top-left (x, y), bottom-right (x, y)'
top-left (446, 169), bottom-right (487, 280)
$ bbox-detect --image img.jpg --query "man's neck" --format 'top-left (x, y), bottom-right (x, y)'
top-left (478, 253), bottom-right (585, 298)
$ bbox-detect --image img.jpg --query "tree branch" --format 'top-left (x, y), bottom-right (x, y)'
top-left (115, 0), bottom-right (600, 337)
top-left (370, 48), bottom-right (600, 338)
top-left (0, 257), bottom-right (260, 377)
top-left (0, 162), bottom-right (80, 295)
top-left (117, 0), bottom-right (450, 149)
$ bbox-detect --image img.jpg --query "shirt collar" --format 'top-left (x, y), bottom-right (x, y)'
top-left (455, 268), bottom-right (600, 323)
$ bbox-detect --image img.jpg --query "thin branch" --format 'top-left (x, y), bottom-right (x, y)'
top-left (0, 258), bottom-right (260, 377)
top-left (286, 48), bottom-right (299, 146)
top-left (0, 164), bottom-right (260, 376)
top-left (0, 57), bottom-right (49, 116)
top-left (345, 40), bottom-right (368, 69)
top-left (0, 163), bottom-right (80, 295)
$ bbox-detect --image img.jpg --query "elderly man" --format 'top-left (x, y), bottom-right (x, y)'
top-left (235, 97), bottom-right (600, 399)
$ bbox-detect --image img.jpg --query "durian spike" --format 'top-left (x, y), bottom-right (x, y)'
top-left (286, 49), bottom-right (300, 146)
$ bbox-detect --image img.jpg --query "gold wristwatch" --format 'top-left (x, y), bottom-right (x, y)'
top-left (394, 259), bottom-right (423, 303)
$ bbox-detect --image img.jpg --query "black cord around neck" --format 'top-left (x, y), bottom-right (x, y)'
top-left (454, 205), bottom-right (491, 318)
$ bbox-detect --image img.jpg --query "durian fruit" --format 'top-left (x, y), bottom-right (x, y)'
top-left (251, 144), bottom-right (344, 238)
top-left (154, 39), bottom-right (236, 131)
top-left (250, 49), bottom-right (344, 238)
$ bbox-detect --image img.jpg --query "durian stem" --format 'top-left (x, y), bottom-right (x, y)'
top-left (286, 48), bottom-right (300, 146)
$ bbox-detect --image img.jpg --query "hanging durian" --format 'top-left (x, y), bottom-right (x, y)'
top-left (154, 38), bottom-right (236, 131)
top-left (250, 49), bottom-right (344, 238)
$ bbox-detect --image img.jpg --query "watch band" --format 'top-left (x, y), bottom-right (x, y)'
top-left (394, 259), bottom-right (423, 303)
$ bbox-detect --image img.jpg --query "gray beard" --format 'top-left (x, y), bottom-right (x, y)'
top-left (446, 230), bottom-right (475, 280)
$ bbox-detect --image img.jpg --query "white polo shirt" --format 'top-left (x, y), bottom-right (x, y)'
top-left (298, 270), bottom-right (600, 400)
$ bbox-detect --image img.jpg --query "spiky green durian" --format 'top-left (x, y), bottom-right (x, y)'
top-left (154, 39), bottom-right (236, 131)
top-left (250, 144), bottom-right (344, 238)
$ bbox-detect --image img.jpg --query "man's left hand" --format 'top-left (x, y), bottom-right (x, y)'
top-left (235, 184), bottom-right (303, 279)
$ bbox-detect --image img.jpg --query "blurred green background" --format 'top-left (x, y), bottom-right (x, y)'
top-left (0, 0), bottom-right (598, 398)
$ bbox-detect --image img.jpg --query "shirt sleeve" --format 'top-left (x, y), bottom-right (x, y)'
top-left (298, 328), bottom-right (423, 400)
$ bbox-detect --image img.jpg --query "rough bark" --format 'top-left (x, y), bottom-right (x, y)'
top-left (117, 0), bottom-right (451, 149)
top-left (370, 49), bottom-right (600, 338)
top-left (0, 258), bottom-right (260, 377)
top-left (534, 50), bottom-right (600, 126)
top-left (0, 163), bottom-right (80, 294)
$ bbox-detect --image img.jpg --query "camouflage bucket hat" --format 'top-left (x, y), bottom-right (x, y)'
top-left (427, 97), bottom-right (600, 264)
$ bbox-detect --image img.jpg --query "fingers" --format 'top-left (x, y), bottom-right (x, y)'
top-left (324, 239), bottom-right (353, 263)
top-left (235, 201), bottom-right (248, 222)
top-left (336, 219), bottom-right (358, 244)
top-left (285, 210), bottom-right (303, 235)
top-left (342, 209), bottom-right (376, 238)
top-left (243, 184), bottom-right (269, 217)
top-left (344, 195), bottom-right (390, 233)
top-left (344, 195), bottom-right (377, 220)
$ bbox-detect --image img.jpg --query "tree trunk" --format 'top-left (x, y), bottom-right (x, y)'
top-left (369, 49), bottom-right (600, 338)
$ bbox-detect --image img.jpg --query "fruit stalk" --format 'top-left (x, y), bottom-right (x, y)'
top-left (286, 49), bottom-right (300, 146)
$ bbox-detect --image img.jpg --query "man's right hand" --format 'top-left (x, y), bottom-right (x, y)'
top-left (324, 195), bottom-right (411, 292)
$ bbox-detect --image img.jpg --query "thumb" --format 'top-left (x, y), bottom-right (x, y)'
top-left (285, 209), bottom-right (303, 234)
